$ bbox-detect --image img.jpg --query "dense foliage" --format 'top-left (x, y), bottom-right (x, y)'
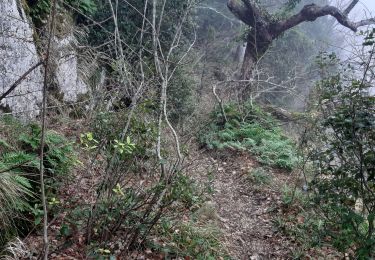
top-left (26, 0), bottom-right (97, 27)
top-left (200, 103), bottom-right (298, 170)
top-left (2, 0), bottom-right (375, 258)
top-left (304, 52), bottom-right (375, 258)
top-left (0, 116), bottom-right (76, 247)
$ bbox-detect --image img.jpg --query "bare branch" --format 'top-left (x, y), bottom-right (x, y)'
top-left (212, 85), bottom-right (227, 124)
top-left (197, 5), bottom-right (241, 25)
top-left (272, 3), bottom-right (375, 37)
top-left (344, 0), bottom-right (360, 16)
top-left (0, 61), bottom-right (43, 102)
top-left (39, 0), bottom-right (58, 258)
top-left (354, 18), bottom-right (375, 28)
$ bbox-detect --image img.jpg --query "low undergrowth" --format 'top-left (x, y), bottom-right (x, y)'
top-left (0, 115), bottom-right (76, 248)
top-left (248, 167), bottom-right (273, 186)
top-left (273, 186), bottom-right (334, 259)
top-left (150, 174), bottom-right (229, 259)
top-left (152, 218), bottom-right (229, 259)
top-left (200, 103), bottom-right (298, 170)
top-left (274, 51), bottom-right (375, 259)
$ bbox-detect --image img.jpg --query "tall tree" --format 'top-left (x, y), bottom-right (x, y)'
top-left (227, 0), bottom-right (375, 80)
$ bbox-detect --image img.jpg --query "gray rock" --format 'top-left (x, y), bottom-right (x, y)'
top-left (0, 0), bottom-right (43, 119)
top-left (54, 34), bottom-right (89, 102)
top-left (0, 0), bottom-right (89, 119)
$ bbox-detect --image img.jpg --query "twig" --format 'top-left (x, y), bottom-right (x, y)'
top-left (0, 61), bottom-right (43, 102)
top-left (39, 0), bottom-right (57, 258)
top-left (212, 85), bottom-right (228, 124)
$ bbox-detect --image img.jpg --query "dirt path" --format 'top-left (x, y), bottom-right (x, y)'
top-left (203, 152), bottom-right (295, 259)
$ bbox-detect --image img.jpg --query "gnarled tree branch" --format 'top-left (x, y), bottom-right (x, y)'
top-left (229, 0), bottom-right (375, 38)
top-left (272, 4), bottom-right (362, 37)
top-left (344, 0), bottom-right (360, 15)
top-left (354, 17), bottom-right (375, 28)
top-left (227, 0), bottom-right (254, 26)
top-left (227, 0), bottom-right (375, 80)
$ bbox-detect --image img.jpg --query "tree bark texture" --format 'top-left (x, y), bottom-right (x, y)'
top-left (228, 0), bottom-right (375, 80)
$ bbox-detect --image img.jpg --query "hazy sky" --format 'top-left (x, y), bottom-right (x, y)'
top-left (352, 0), bottom-right (375, 19)
top-left (359, 0), bottom-right (375, 12)
top-left (331, 0), bottom-right (375, 53)
top-left (344, 0), bottom-right (375, 94)
top-left (328, 0), bottom-right (375, 20)
top-left (331, 0), bottom-right (374, 11)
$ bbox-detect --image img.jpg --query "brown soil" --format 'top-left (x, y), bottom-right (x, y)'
top-left (20, 129), bottom-right (301, 259)
top-left (190, 150), bottom-right (297, 260)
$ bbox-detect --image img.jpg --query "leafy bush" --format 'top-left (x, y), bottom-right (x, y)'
top-left (26, 0), bottom-right (97, 28)
top-left (302, 50), bottom-right (375, 258)
top-left (0, 116), bottom-right (76, 247)
top-left (168, 173), bottom-right (207, 211)
top-left (273, 206), bottom-right (328, 258)
top-left (90, 109), bottom-right (158, 160)
top-left (273, 184), bottom-right (331, 258)
top-left (149, 175), bottom-right (219, 258)
top-left (152, 218), bottom-right (229, 259)
top-left (248, 168), bottom-right (272, 185)
top-left (281, 184), bottom-right (307, 207)
top-left (200, 103), bottom-right (298, 170)
top-left (18, 123), bottom-right (76, 176)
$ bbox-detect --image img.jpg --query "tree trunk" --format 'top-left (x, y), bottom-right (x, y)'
top-left (238, 40), bottom-right (258, 103)
top-left (241, 27), bottom-right (272, 80)
top-left (239, 30), bottom-right (271, 101)
top-left (241, 42), bottom-right (257, 80)
top-left (234, 43), bottom-right (246, 64)
top-left (228, 0), bottom-right (375, 81)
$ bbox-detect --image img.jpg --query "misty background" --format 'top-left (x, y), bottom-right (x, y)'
top-left (195, 0), bottom-right (375, 107)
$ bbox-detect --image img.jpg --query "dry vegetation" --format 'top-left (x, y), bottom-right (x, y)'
top-left (0, 0), bottom-right (374, 259)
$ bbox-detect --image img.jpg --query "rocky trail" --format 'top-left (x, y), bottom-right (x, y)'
top-left (21, 138), bottom-right (299, 259)
top-left (192, 151), bottom-right (296, 259)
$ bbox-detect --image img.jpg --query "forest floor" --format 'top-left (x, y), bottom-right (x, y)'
top-left (17, 119), bottom-right (327, 259)
top-left (20, 140), bottom-right (343, 259)
top-left (22, 141), bottom-right (301, 259)
top-left (212, 155), bottom-right (293, 259)
top-left (190, 150), bottom-right (296, 260)
top-left (197, 152), bottom-right (345, 260)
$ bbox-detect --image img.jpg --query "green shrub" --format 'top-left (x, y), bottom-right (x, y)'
top-left (90, 108), bottom-right (159, 165)
top-left (281, 184), bottom-right (307, 207)
top-left (0, 116), bottom-right (76, 247)
top-left (152, 218), bottom-right (229, 259)
top-left (152, 174), bottom-right (225, 258)
top-left (26, 0), bottom-right (97, 28)
top-left (248, 168), bottom-right (272, 185)
top-left (200, 103), bottom-right (298, 170)
top-left (18, 124), bottom-right (76, 176)
top-left (272, 207), bottom-right (328, 258)
top-left (302, 49), bottom-right (375, 258)
top-left (168, 173), bottom-right (206, 211)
